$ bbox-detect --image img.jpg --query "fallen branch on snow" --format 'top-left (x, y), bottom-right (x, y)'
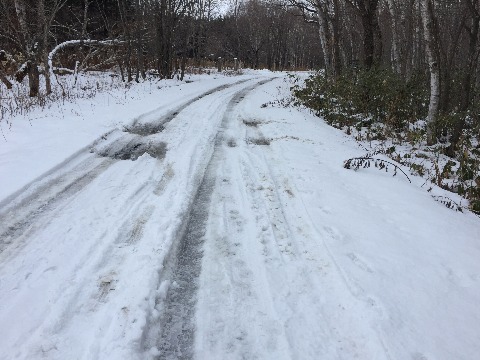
top-left (343, 157), bottom-right (412, 183)
top-left (48, 39), bottom-right (125, 79)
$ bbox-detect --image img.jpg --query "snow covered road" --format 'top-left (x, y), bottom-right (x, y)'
top-left (1, 73), bottom-right (480, 360)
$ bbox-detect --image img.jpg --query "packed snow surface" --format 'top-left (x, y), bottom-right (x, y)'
top-left (0, 71), bottom-right (479, 360)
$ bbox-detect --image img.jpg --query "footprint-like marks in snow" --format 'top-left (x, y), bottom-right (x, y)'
top-left (97, 272), bottom-right (117, 302)
top-left (347, 252), bottom-right (374, 273)
top-left (229, 209), bottom-right (247, 233)
top-left (323, 226), bottom-right (385, 318)
top-left (154, 164), bottom-right (174, 196)
top-left (126, 205), bottom-right (155, 245)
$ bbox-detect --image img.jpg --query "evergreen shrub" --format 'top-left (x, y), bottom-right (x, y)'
top-left (293, 69), bottom-right (428, 130)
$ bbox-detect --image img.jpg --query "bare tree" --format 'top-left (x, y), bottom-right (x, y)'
top-left (345, 0), bottom-right (382, 69)
top-left (421, 0), bottom-right (441, 145)
top-left (0, 52), bottom-right (13, 89)
top-left (13, 0), bottom-right (41, 97)
top-left (287, 0), bottom-right (341, 76)
top-left (447, 0), bottom-right (480, 155)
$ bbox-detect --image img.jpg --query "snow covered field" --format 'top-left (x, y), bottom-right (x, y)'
top-left (0, 71), bottom-right (479, 360)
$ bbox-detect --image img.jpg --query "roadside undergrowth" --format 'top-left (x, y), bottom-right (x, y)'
top-left (290, 71), bottom-right (480, 215)
top-left (1, 72), bottom-right (129, 121)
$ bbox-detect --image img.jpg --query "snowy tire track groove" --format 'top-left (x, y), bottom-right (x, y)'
top-left (0, 158), bottom-right (114, 257)
top-left (141, 79), bottom-right (274, 359)
top-left (193, 79), bottom-right (395, 359)
top-left (0, 79), bottom-right (251, 258)
top-left (125, 79), bottom-right (250, 135)
top-left (0, 77), bottom-right (272, 360)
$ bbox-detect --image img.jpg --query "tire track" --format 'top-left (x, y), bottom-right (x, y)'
top-left (141, 79), bottom-right (273, 360)
top-left (96, 80), bottom-right (252, 160)
top-left (0, 158), bottom-right (114, 255)
top-left (125, 79), bottom-right (251, 136)
top-left (0, 79), bottom-right (255, 257)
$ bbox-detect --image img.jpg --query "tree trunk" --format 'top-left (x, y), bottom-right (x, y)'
top-left (353, 0), bottom-right (380, 69)
top-left (373, 5), bottom-right (382, 65)
top-left (362, 13), bottom-right (375, 69)
top-left (314, 0), bottom-right (332, 76)
top-left (38, 0), bottom-right (52, 94)
top-left (135, 0), bottom-right (146, 81)
top-left (331, 0), bottom-right (342, 77)
top-left (408, 0), bottom-right (423, 78)
top-left (460, 0), bottom-right (480, 112)
top-left (0, 67), bottom-right (12, 89)
top-left (180, 55), bottom-right (186, 81)
top-left (440, 16), bottom-right (465, 113)
top-left (157, 0), bottom-right (174, 78)
top-left (13, 0), bottom-right (28, 49)
top-left (27, 61), bottom-right (40, 97)
top-left (117, 0), bottom-right (133, 82)
top-left (421, 0), bottom-right (441, 145)
top-left (14, 0), bottom-right (40, 97)
top-left (447, 0), bottom-right (480, 156)
top-left (386, 0), bottom-right (401, 73)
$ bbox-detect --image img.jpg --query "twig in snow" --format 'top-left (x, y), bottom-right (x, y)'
top-left (431, 195), bottom-right (463, 212)
top-left (343, 157), bottom-right (412, 183)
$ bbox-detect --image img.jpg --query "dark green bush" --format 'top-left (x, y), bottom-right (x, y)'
top-left (293, 69), bottom-right (428, 130)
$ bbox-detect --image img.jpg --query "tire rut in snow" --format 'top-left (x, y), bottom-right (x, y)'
top-left (124, 79), bottom-right (250, 136)
top-left (97, 80), bottom-right (252, 161)
top-left (152, 78), bottom-right (274, 360)
top-left (156, 167), bottom-right (216, 360)
top-left (0, 158), bottom-right (114, 254)
top-left (0, 80), bottom-right (254, 257)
